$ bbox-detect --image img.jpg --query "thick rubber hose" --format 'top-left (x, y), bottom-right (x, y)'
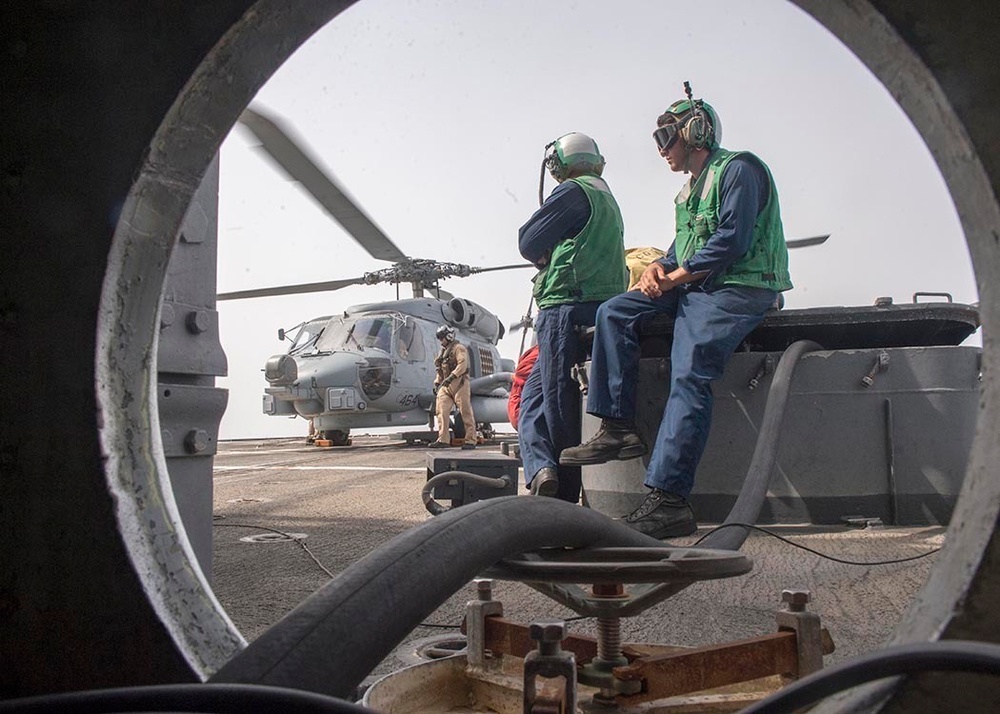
top-left (210, 496), bottom-right (664, 699)
top-left (0, 683), bottom-right (370, 713)
top-left (740, 640), bottom-right (1000, 714)
top-left (700, 340), bottom-right (824, 551)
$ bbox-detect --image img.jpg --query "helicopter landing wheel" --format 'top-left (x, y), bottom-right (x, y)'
top-left (478, 423), bottom-right (494, 441)
top-left (320, 430), bottom-right (351, 447)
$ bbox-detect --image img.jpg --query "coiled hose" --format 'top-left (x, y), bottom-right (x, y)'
top-left (741, 640), bottom-right (1000, 714)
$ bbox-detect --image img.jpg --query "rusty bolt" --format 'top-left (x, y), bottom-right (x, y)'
top-left (529, 618), bottom-right (566, 644)
top-left (782, 589), bottom-right (811, 612)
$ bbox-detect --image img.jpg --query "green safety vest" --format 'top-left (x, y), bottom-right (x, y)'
top-left (674, 148), bottom-right (792, 292)
top-left (533, 175), bottom-right (627, 308)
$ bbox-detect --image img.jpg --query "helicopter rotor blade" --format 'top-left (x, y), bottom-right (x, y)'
top-left (237, 107), bottom-right (408, 263)
top-left (217, 276), bottom-right (367, 301)
top-left (786, 234), bottom-right (830, 249)
top-left (470, 263), bottom-right (536, 274)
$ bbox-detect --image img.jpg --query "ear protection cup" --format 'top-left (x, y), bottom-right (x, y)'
top-left (680, 102), bottom-right (713, 150)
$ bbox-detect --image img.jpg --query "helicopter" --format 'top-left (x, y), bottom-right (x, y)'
top-left (218, 108), bottom-right (532, 446)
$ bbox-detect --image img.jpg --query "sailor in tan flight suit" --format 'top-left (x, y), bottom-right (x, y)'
top-left (429, 325), bottom-right (477, 450)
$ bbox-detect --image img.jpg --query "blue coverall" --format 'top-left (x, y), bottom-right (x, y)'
top-left (586, 155), bottom-right (778, 498)
top-left (517, 181), bottom-right (598, 503)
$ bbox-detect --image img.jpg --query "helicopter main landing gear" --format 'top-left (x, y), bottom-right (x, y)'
top-left (315, 430), bottom-right (352, 447)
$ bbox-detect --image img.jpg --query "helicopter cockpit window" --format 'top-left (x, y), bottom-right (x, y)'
top-left (395, 320), bottom-right (426, 362)
top-left (316, 316), bottom-right (394, 353)
top-left (287, 318), bottom-right (331, 356)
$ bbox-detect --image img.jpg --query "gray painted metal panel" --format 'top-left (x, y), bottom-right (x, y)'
top-left (157, 156), bottom-right (228, 578)
top-left (582, 345), bottom-right (981, 525)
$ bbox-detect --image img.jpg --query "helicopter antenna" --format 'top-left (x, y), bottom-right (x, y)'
top-left (683, 80), bottom-right (695, 104)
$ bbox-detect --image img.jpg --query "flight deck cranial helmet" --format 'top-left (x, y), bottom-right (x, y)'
top-left (544, 132), bottom-right (606, 182)
top-left (436, 324), bottom-right (456, 342)
top-left (652, 98), bottom-right (722, 152)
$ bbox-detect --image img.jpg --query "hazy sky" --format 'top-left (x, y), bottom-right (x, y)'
top-left (215, 0), bottom-right (978, 440)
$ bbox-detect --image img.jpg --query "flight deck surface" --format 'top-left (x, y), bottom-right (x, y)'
top-left (210, 435), bottom-right (944, 686)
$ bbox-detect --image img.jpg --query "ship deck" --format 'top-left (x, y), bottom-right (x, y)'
top-left (210, 435), bottom-right (945, 688)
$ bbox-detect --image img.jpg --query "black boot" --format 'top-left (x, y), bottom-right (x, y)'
top-left (529, 467), bottom-right (559, 497)
top-left (558, 419), bottom-right (646, 465)
top-left (620, 489), bottom-right (697, 539)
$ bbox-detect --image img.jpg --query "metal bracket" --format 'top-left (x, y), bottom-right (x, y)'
top-left (523, 619), bottom-right (576, 714)
top-left (466, 579), bottom-right (503, 669)
top-left (774, 589), bottom-right (825, 677)
top-left (861, 350), bottom-right (890, 388)
top-left (748, 353), bottom-right (776, 391)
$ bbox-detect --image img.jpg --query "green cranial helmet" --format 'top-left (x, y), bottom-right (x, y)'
top-left (544, 132), bottom-right (606, 181)
top-left (655, 99), bottom-right (722, 151)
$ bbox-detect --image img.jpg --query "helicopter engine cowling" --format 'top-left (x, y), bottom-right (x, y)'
top-left (440, 297), bottom-right (505, 344)
top-left (264, 354), bottom-right (297, 386)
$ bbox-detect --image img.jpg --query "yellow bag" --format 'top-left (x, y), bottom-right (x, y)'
top-left (624, 246), bottom-right (667, 290)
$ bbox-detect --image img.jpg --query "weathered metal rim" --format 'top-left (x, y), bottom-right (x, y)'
top-left (95, 0), bottom-right (999, 702)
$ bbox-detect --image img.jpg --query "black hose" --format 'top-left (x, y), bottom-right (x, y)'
top-left (0, 683), bottom-right (371, 713)
top-left (210, 496), bottom-right (664, 699)
top-left (700, 340), bottom-right (824, 551)
top-left (422, 470), bottom-right (511, 515)
top-left (739, 640), bottom-right (1000, 714)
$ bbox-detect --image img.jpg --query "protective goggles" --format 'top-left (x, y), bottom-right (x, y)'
top-left (652, 122), bottom-right (681, 151)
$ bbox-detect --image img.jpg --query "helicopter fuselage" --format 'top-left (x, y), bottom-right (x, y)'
top-left (262, 297), bottom-right (514, 434)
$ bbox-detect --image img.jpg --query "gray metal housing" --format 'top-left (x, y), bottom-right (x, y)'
top-left (582, 345), bottom-right (981, 525)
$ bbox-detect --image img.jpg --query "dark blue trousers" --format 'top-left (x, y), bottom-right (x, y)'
top-left (587, 286), bottom-right (776, 497)
top-left (518, 301), bottom-right (600, 503)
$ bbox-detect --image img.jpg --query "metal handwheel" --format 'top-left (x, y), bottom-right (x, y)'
top-left (485, 546), bottom-right (751, 583)
top-left (482, 546), bottom-right (753, 619)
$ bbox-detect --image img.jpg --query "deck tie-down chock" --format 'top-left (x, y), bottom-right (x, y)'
top-left (465, 546), bottom-right (834, 711)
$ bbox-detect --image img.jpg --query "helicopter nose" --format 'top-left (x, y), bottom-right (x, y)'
top-left (264, 354), bottom-right (297, 385)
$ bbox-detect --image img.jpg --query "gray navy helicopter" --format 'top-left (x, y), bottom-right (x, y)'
top-left (219, 108), bottom-right (531, 446)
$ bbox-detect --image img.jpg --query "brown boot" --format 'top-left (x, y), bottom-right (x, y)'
top-left (559, 419), bottom-right (646, 465)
